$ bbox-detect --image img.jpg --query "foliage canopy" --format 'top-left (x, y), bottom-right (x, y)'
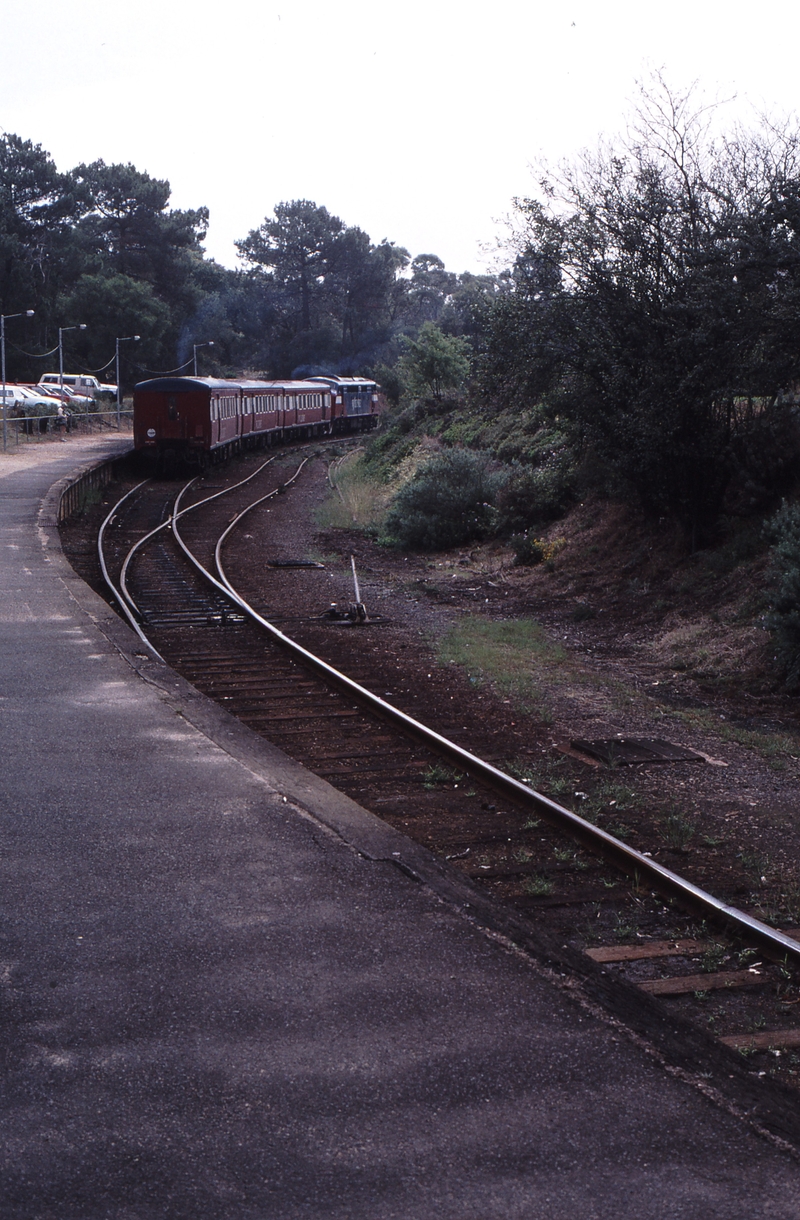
top-left (482, 76), bottom-right (800, 543)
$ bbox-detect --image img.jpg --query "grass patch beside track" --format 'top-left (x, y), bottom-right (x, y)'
top-left (315, 451), bottom-right (390, 532)
top-left (662, 706), bottom-right (800, 764)
top-left (437, 617), bottom-right (567, 724)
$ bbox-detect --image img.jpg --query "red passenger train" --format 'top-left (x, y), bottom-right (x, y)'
top-left (133, 375), bottom-right (382, 468)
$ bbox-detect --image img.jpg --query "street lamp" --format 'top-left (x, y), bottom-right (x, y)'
top-left (58, 324), bottom-right (87, 402)
top-left (115, 334), bottom-right (140, 427)
top-left (1, 309), bottom-right (35, 452)
top-left (193, 341), bottom-right (214, 377)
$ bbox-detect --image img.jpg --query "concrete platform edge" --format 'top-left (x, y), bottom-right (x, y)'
top-left (39, 455), bottom-right (800, 1159)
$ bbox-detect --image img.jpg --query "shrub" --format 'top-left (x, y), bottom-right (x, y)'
top-left (383, 448), bottom-right (506, 551)
top-left (766, 500), bottom-right (800, 690)
top-left (726, 406), bottom-right (800, 517)
top-left (509, 533), bottom-right (566, 567)
top-left (496, 460), bottom-right (575, 535)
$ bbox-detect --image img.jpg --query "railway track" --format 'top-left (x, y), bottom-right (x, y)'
top-left (87, 448), bottom-right (800, 1092)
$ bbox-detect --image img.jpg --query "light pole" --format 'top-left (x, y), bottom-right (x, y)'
top-left (1, 309), bottom-right (35, 452)
top-left (115, 334), bottom-right (140, 427)
top-left (58, 324), bottom-right (87, 403)
top-left (193, 341), bottom-right (214, 377)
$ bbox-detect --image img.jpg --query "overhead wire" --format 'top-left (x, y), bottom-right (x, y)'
top-left (132, 357), bottom-right (194, 376)
top-left (6, 341), bottom-right (60, 359)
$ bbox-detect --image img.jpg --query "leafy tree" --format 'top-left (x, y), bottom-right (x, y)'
top-left (57, 273), bottom-right (171, 378)
top-left (71, 161), bottom-right (208, 284)
top-left (237, 200), bottom-right (343, 333)
top-left (405, 254), bottom-right (457, 325)
top-left (0, 132), bottom-right (483, 389)
top-left (483, 76), bottom-right (800, 544)
top-left (0, 134), bottom-right (78, 373)
top-left (439, 270), bottom-right (510, 343)
top-left (398, 322), bottom-right (471, 399)
top-left (236, 200), bottom-right (413, 374)
top-left (326, 230), bottom-right (410, 358)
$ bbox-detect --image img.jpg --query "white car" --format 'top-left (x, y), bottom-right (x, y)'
top-left (0, 385), bottom-right (62, 412)
top-left (38, 373), bottom-right (117, 399)
top-left (28, 383), bottom-right (93, 410)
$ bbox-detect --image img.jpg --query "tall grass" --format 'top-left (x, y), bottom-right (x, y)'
top-left (315, 452), bottom-right (390, 531)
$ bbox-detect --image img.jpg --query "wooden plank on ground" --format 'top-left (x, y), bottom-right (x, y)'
top-left (639, 970), bottom-right (764, 996)
top-left (719, 1029), bottom-right (800, 1051)
top-left (586, 940), bottom-right (706, 963)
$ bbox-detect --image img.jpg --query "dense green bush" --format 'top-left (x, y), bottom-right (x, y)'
top-left (495, 459), bottom-right (575, 535)
top-left (725, 406), bottom-right (800, 517)
top-left (766, 500), bottom-right (800, 690)
top-left (509, 533), bottom-right (566, 567)
top-left (509, 534), bottom-right (548, 566)
top-left (383, 449), bottom-right (506, 551)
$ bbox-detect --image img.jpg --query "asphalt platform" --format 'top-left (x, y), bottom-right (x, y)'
top-left (1, 434), bottom-right (800, 1218)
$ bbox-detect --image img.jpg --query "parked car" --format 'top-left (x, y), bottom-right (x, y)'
top-left (0, 385), bottom-right (62, 412)
top-left (0, 385), bottom-right (64, 434)
top-left (25, 383), bottom-right (93, 410)
top-left (38, 373), bottom-right (116, 400)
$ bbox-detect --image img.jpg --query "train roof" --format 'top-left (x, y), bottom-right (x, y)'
top-left (134, 377), bottom-right (239, 392)
top-left (134, 376), bottom-right (334, 393)
top-left (238, 379), bottom-right (333, 391)
top-left (307, 376), bottom-right (377, 388)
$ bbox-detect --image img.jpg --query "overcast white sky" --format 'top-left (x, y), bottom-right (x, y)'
top-left (4, 1), bottom-right (800, 274)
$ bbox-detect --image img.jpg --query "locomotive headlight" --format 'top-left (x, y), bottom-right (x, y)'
top-left (147, 428), bottom-right (156, 438)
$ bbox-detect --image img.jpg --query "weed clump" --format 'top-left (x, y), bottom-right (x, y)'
top-left (509, 533), bottom-right (566, 567)
top-left (382, 448), bottom-right (506, 551)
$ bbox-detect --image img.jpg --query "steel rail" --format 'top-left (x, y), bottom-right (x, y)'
top-left (213, 458), bottom-right (308, 592)
top-left (170, 476), bottom-right (800, 967)
top-left (97, 479), bottom-right (165, 662)
top-left (116, 455), bottom-right (279, 617)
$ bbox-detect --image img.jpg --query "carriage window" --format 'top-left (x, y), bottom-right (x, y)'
top-left (167, 393), bottom-right (177, 420)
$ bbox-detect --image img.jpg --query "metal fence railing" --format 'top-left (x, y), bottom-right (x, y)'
top-left (58, 459), bottom-right (121, 523)
top-left (4, 409), bottom-right (133, 448)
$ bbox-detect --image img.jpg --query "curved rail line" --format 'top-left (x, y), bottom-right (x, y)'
top-left (114, 453), bottom-right (281, 620)
top-left (101, 466), bottom-right (800, 968)
top-left (97, 479), bottom-right (165, 662)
